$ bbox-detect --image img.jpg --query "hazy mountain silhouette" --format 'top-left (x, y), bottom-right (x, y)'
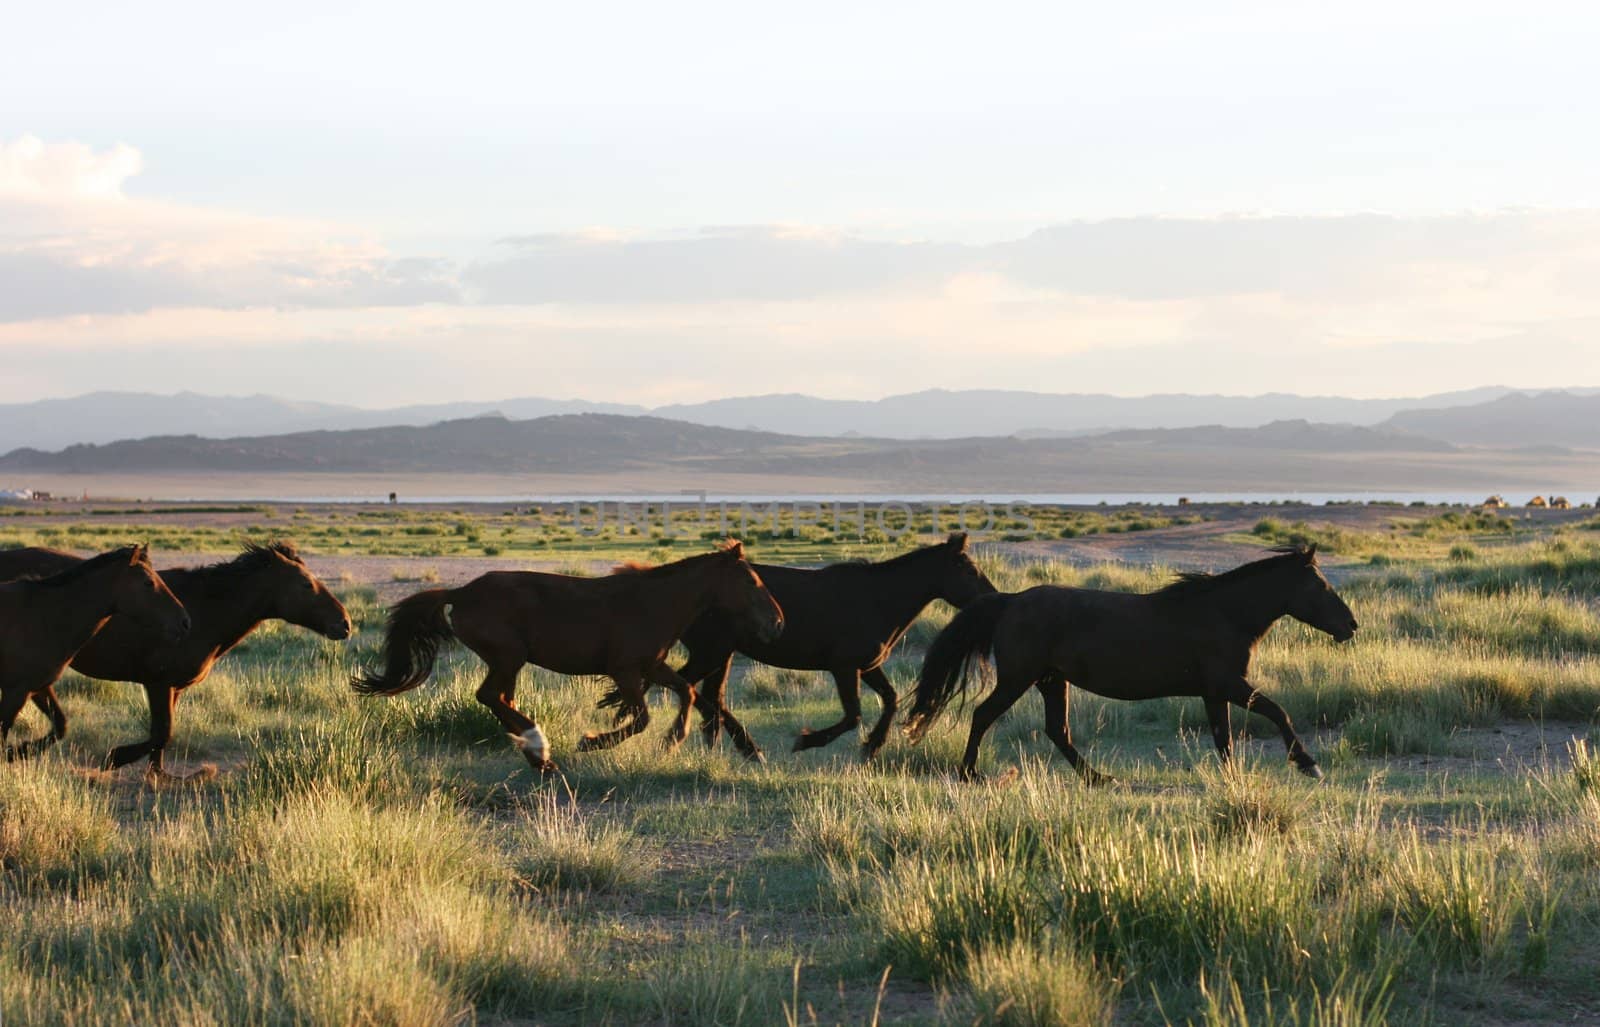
top-left (1381, 391), bottom-right (1600, 449)
top-left (0, 386), bottom-right (1528, 451)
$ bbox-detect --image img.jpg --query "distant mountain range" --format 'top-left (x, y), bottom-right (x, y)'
top-left (0, 413), bottom-right (1545, 497)
top-left (0, 385), bottom-right (1583, 452)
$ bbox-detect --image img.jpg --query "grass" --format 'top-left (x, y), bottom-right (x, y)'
top-left (4, 519), bottom-right (1600, 1023)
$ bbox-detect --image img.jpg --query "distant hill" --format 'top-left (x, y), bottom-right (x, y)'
top-left (650, 387), bottom-right (1515, 438)
top-left (0, 386), bottom-right (1546, 451)
top-left (0, 412), bottom-right (1492, 494)
top-left (0, 391), bottom-right (644, 452)
top-left (0, 414), bottom-right (813, 475)
top-left (1382, 391), bottom-right (1600, 449)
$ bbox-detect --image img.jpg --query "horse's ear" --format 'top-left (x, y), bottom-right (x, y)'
top-left (947, 531), bottom-right (969, 551)
top-left (131, 543), bottom-right (148, 561)
top-left (723, 539), bottom-right (744, 559)
top-left (1304, 543), bottom-right (1318, 561)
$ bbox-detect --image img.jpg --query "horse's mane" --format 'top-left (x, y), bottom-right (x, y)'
top-left (24, 545), bottom-right (143, 590)
top-left (179, 541), bottom-right (304, 591)
top-left (612, 540), bottom-right (741, 578)
top-left (1155, 546), bottom-right (1316, 599)
top-left (833, 539), bottom-right (965, 572)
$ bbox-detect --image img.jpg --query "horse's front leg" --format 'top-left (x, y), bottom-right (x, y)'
top-left (104, 683), bottom-right (173, 776)
top-left (1037, 674), bottom-right (1112, 785)
top-left (644, 663), bottom-right (697, 750)
top-left (794, 666), bottom-right (864, 751)
top-left (1218, 676), bottom-right (1321, 779)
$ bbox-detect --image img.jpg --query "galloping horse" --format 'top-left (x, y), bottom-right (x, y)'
top-left (352, 541), bottom-right (784, 772)
top-left (0, 542), bottom-right (350, 779)
top-left (904, 545), bottom-right (1358, 781)
top-left (1, 545), bottom-right (189, 761)
top-left (591, 532), bottom-right (994, 761)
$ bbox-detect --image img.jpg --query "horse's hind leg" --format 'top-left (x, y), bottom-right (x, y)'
top-left (958, 671), bottom-right (1033, 781)
top-left (472, 661), bottom-right (554, 773)
top-left (579, 672), bottom-right (651, 751)
top-left (15, 688), bottom-right (68, 759)
top-left (1, 686), bottom-right (31, 761)
top-left (1037, 675), bottom-right (1111, 786)
top-left (1204, 697), bottom-right (1233, 760)
top-left (1219, 677), bottom-right (1321, 779)
top-left (859, 666), bottom-right (898, 760)
top-left (794, 667), bottom-right (863, 752)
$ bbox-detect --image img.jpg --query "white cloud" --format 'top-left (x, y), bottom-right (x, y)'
top-left (0, 136), bottom-right (459, 320)
top-left (0, 135), bottom-right (142, 199)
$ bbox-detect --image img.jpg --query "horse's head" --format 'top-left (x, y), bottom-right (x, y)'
top-left (1281, 546), bottom-right (1358, 642)
top-left (114, 544), bottom-right (190, 643)
top-left (712, 540), bottom-right (784, 643)
top-left (932, 532), bottom-right (997, 608)
top-left (254, 542), bottom-right (352, 640)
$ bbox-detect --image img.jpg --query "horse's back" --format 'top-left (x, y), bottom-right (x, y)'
top-left (0, 546), bottom-right (82, 582)
top-left (997, 585), bottom-right (1230, 698)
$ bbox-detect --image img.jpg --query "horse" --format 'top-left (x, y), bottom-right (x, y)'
top-left (903, 545), bottom-right (1358, 781)
top-left (351, 540), bottom-right (784, 772)
top-left (0, 545), bottom-right (189, 762)
top-left (589, 532), bottom-right (995, 761)
top-left (0, 541), bottom-right (351, 779)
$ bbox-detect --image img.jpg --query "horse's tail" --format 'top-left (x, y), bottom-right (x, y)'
top-left (903, 592), bottom-right (1013, 743)
top-left (350, 589), bottom-right (456, 696)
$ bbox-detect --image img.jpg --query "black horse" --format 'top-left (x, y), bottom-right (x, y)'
top-left (904, 545), bottom-right (1357, 780)
top-left (591, 532), bottom-right (995, 761)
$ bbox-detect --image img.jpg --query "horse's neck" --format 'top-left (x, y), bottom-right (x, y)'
top-left (862, 559), bottom-right (944, 630)
top-left (174, 567), bottom-right (270, 656)
top-left (653, 563), bottom-right (736, 637)
top-left (33, 570), bottom-right (124, 651)
top-left (1207, 573), bottom-right (1291, 642)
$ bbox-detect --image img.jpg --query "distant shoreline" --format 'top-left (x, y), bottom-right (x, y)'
top-left (4, 471), bottom-right (1597, 509)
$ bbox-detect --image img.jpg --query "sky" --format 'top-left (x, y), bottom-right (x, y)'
top-left (3, 0), bottom-right (1600, 406)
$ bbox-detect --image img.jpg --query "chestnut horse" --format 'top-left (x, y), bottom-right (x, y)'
top-left (1, 545), bottom-right (189, 761)
top-left (905, 546), bottom-right (1358, 781)
top-left (0, 541), bottom-right (350, 779)
top-left (352, 541), bottom-right (783, 773)
top-left (590, 532), bottom-right (995, 761)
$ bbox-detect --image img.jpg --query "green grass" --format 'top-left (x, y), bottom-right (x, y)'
top-left (5, 529), bottom-right (1600, 1023)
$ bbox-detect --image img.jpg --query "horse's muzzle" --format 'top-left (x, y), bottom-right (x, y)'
top-left (165, 613), bottom-right (192, 643)
top-left (756, 615), bottom-right (784, 644)
top-left (325, 618), bottom-right (353, 641)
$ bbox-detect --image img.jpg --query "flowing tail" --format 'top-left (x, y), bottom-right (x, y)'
top-left (903, 592), bottom-right (1013, 743)
top-left (350, 589), bottom-right (456, 696)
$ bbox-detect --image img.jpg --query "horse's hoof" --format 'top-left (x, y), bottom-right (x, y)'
top-left (1082, 769), bottom-right (1117, 788)
top-left (744, 748), bottom-right (768, 765)
top-left (576, 733), bottom-right (603, 753)
top-left (1297, 761), bottom-right (1324, 781)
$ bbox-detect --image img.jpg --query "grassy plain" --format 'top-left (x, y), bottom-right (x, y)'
top-left (3, 501), bottom-right (1600, 1025)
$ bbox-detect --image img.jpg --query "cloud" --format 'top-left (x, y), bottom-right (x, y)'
top-left (0, 136), bottom-right (461, 321)
top-left (4, 136), bottom-right (1600, 404)
top-left (0, 135), bottom-right (142, 199)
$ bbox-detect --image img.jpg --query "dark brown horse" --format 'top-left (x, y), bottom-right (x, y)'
top-left (904, 546), bottom-right (1358, 781)
top-left (0, 542), bottom-right (351, 779)
top-left (352, 541), bottom-right (784, 772)
top-left (591, 532), bottom-right (994, 761)
top-left (1, 545), bottom-right (189, 761)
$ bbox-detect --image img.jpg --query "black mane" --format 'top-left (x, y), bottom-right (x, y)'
top-left (25, 545), bottom-right (142, 590)
top-left (613, 544), bottom-right (741, 578)
top-left (180, 541), bottom-right (303, 592)
top-left (1155, 545), bottom-right (1316, 599)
